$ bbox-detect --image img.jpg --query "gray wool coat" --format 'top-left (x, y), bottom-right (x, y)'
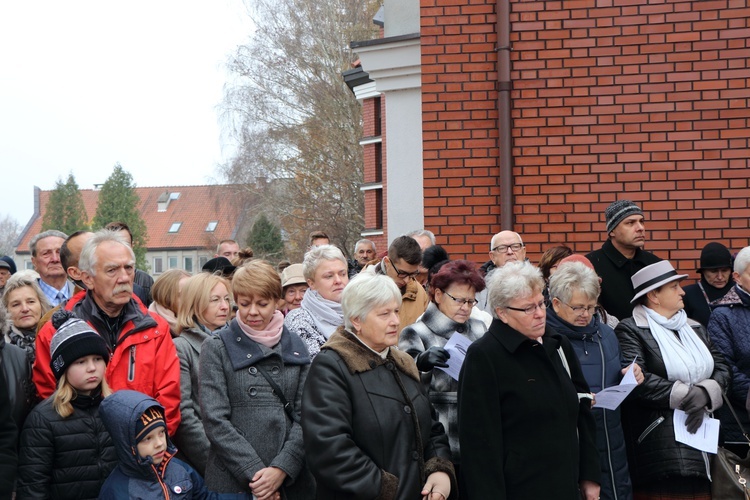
top-left (399, 302), bottom-right (487, 463)
top-left (199, 319), bottom-right (315, 499)
top-left (173, 325), bottom-right (211, 476)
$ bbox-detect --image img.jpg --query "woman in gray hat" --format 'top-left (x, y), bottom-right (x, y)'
top-left (615, 260), bottom-right (730, 499)
top-left (683, 242), bottom-right (734, 327)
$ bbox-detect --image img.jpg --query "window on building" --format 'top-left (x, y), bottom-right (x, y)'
top-left (199, 256), bottom-right (209, 269)
top-left (169, 192), bottom-right (181, 200)
top-left (205, 221), bottom-right (218, 232)
top-left (184, 257), bottom-right (193, 273)
top-left (25, 260), bottom-right (34, 270)
top-left (168, 256), bottom-right (178, 269)
top-left (153, 257), bottom-right (163, 274)
top-left (168, 222), bottom-right (182, 233)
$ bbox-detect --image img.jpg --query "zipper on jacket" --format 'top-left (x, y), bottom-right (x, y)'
top-left (637, 416), bottom-right (665, 444)
top-left (128, 346), bottom-right (136, 382)
top-left (597, 340), bottom-right (618, 500)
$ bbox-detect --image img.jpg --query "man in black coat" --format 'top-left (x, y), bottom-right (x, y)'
top-left (587, 200), bottom-right (661, 320)
top-left (0, 381), bottom-right (18, 500)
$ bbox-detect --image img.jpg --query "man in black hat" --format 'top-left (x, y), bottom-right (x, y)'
top-left (586, 200), bottom-right (661, 321)
top-left (683, 242), bottom-right (734, 327)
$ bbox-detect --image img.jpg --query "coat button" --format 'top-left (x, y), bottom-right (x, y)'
top-left (404, 406), bottom-right (412, 414)
top-left (249, 388), bottom-right (257, 396)
top-left (247, 354), bottom-right (253, 359)
top-left (237, 337), bottom-right (242, 342)
top-left (412, 451), bottom-right (419, 460)
top-left (271, 366), bottom-right (280, 375)
top-left (249, 367), bottom-right (257, 375)
top-left (385, 362), bottom-right (394, 370)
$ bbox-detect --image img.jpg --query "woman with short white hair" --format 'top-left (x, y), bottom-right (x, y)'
top-left (285, 245), bottom-right (349, 359)
top-left (459, 261), bottom-right (600, 500)
top-left (302, 272), bottom-right (456, 500)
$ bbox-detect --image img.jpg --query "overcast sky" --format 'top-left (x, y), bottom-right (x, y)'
top-left (0, 1), bottom-right (253, 227)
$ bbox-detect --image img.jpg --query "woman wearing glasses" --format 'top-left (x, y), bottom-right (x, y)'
top-left (399, 260), bottom-right (487, 469)
top-left (547, 260), bottom-right (644, 500)
top-left (458, 261), bottom-right (601, 500)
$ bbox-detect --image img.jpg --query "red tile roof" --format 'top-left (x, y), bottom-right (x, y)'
top-left (16, 185), bottom-right (248, 254)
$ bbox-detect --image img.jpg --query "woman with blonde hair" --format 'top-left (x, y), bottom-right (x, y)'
top-left (2, 270), bottom-right (51, 363)
top-left (172, 272), bottom-right (231, 475)
top-left (200, 260), bottom-right (314, 499)
top-left (17, 311), bottom-right (116, 499)
top-left (148, 269), bottom-right (191, 336)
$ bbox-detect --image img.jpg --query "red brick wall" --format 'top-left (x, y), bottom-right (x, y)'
top-left (362, 95), bottom-right (388, 253)
top-left (420, 0), bottom-right (750, 278)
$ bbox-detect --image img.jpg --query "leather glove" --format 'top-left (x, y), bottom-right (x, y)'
top-left (415, 346), bottom-right (451, 371)
top-left (685, 409), bottom-right (705, 434)
top-left (680, 386), bottom-right (710, 414)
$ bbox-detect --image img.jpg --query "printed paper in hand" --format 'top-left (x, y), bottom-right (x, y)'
top-left (593, 360), bottom-right (638, 410)
top-left (436, 332), bottom-right (473, 381)
top-left (673, 409), bottom-right (719, 454)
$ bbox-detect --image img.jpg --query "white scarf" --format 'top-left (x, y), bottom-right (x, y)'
top-left (643, 306), bottom-right (714, 385)
top-left (300, 290), bottom-right (344, 340)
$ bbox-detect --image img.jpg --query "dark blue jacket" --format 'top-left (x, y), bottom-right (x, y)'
top-left (98, 390), bottom-right (249, 500)
top-left (547, 308), bottom-right (632, 500)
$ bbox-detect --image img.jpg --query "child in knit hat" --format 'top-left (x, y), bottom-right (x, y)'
top-left (99, 390), bottom-right (253, 500)
top-left (16, 310), bottom-right (118, 499)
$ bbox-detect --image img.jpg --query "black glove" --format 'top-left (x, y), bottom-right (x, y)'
top-left (685, 409), bottom-right (705, 434)
top-left (415, 346), bottom-right (451, 371)
top-left (680, 386), bottom-right (710, 414)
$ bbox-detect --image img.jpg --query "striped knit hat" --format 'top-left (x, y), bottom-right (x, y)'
top-left (605, 200), bottom-right (643, 233)
top-left (49, 310), bottom-right (110, 380)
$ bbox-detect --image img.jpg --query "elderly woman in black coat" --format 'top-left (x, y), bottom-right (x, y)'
top-left (616, 260), bottom-right (730, 499)
top-left (302, 272), bottom-right (456, 500)
top-left (458, 261), bottom-right (600, 500)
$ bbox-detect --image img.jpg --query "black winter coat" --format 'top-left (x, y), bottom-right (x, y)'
top-left (16, 392), bottom-right (117, 500)
top-left (0, 335), bottom-right (32, 429)
top-left (587, 240), bottom-right (661, 321)
top-left (302, 328), bottom-right (456, 500)
top-left (615, 306), bottom-right (731, 486)
top-left (458, 320), bottom-right (600, 500)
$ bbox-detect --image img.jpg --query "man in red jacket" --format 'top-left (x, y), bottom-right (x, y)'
top-left (33, 230), bottom-right (181, 435)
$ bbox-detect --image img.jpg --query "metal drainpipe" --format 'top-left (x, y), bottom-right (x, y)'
top-left (497, 0), bottom-right (514, 230)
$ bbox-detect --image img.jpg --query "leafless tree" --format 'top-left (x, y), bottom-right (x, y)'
top-left (220, 0), bottom-right (380, 260)
top-left (0, 214), bottom-right (22, 256)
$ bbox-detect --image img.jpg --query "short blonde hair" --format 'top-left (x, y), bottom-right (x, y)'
top-left (232, 260), bottom-right (282, 301)
top-left (177, 273), bottom-right (231, 332)
top-left (2, 271), bottom-right (51, 314)
top-left (151, 269), bottom-right (191, 314)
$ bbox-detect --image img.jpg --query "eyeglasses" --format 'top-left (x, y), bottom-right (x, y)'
top-left (506, 299), bottom-right (547, 315)
top-left (444, 291), bottom-right (479, 307)
top-left (559, 301), bottom-right (597, 316)
top-left (492, 243), bottom-right (524, 253)
top-left (388, 259), bottom-right (420, 279)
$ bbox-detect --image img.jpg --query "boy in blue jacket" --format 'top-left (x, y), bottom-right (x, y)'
top-left (98, 390), bottom-right (250, 500)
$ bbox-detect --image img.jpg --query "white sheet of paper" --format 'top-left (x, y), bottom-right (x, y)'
top-left (436, 332), bottom-right (473, 381)
top-left (592, 360), bottom-right (638, 410)
top-left (673, 409), bottom-right (719, 454)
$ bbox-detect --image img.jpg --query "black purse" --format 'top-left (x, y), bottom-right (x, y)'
top-left (712, 393), bottom-right (750, 500)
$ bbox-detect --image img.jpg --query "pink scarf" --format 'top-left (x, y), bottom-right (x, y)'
top-left (149, 301), bottom-right (179, 337)
top-left (236, 310), bottom-right (284, 348)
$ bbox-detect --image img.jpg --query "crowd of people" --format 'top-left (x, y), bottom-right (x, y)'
top-left (0, 201), bottom-right (747, 499)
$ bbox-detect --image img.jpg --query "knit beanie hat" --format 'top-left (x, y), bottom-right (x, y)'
top-left (49, 309), bottom-right (110, 380)
top-left (698, 242), bottom-right (733, 272)
top-left (605, 200), bottom-right (643, 233)
top-left (135, 406), bottom-right (167, 443)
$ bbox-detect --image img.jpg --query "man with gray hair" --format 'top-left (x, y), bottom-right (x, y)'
top-left (29, 230), bottom-right (73, 306)
top-left (407, 229), bottom-right (436, 251)
top-left (348, 238), bottom-right (377, 278)
top-left (32, 230), bottom-right (181, 435)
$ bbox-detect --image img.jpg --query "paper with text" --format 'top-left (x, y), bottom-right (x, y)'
top-left (436, 332), bottom-right (473, 381)
top-left (673, 409), bottom-right (719, 454)
top-left (593, 360), bottom-right (638, 410)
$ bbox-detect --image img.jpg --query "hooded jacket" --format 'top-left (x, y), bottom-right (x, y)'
top-left (547, 307), bottom-right (632, 500)
top-left (33, 291), bottom-right (181, 435)
top-left (615, 305), bottom-right (731, 486)
top-left (98, 390), bottom-right (248, 500)
top-left (17, 392), bottom-right (116, 500)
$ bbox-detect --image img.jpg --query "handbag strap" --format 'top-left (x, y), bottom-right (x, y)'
top-left (722, 392), bottom-right (750, 444)
top-left (256, 365), bottom-right (299, 423)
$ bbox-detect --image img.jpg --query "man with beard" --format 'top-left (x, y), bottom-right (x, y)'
top-left (683, 242), bottom-right (734, 327)
top-left (32, 230), bottom-right (180, 435)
